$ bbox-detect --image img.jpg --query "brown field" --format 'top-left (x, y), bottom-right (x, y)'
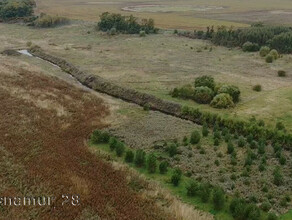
top-left (0, 55), bottom-right (175, 220)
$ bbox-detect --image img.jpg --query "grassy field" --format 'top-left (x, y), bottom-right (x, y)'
top-left (1, 22), bottom-right (290, 131)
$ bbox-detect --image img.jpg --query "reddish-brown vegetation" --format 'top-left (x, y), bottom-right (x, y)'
top-left (0, 61), bottom-right (172, 220)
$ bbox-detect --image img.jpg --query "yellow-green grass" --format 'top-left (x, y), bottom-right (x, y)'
top-left (1, 22), bottom-right (291, 131)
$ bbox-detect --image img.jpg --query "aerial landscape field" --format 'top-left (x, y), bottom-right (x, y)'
top-left (0, 0), bottom-right (291, 220)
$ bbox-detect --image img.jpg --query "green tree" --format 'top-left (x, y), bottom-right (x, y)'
top-left (202, 123), bottom-right (209, 137)
top-left (171, 168), bottom-right (182, 186)
top-left (125, 150), bottom-right (134, 163)
top-left (186, 181), bottom-right (199, 197)
top-left (190, 130), bottom-right (201, 144)
top-left (135, 149), bottom-right (146, 167)
top-left (273, 167), bottom-right (284, 186)
top-left (147, 153), bottom-right (157, 173)
top-left (159, 161), bottom-right (168, 174)
top-left (115, 141), bottom-right (125, 157)
top-left (213, 187), bottom-right (225, 210)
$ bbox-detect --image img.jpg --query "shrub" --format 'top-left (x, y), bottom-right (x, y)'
top-left (0, 0), bottom-right (34, 20)
top-left (276, 121), bottom-right (285, 130)
top-left (168, 143), bottom-right (177, 157)
top-left (186, 181), bottom-right (199, 196)
top-left (265, 54), bottom-right (274, 63)
top-left (217, 85), bottom-right (241, 102)
top-left (115, 141), bottom-right (125, 157)
top-left (109, 137), bottom-right (118, 151)
top-left (244, 204), bottom-right (261, 220)
top-left (213, 187), bottom-right (225, 210)
top-left (125, 150), bottom-right (134, 163)
top-left (269, 49), bottom-right (279, 60)
top-left (194, 75), bottom-right (215, 90)
top-left (238, 136), bottom-right (245, 147)
top-left (215, 159), bottom-right (220, 166)
top-left (91, 130), bottom-right (110, 144)
top-left (171, 168), bottom-right (182, 186)
top-left (270, 32), bottom-right (292, 53)
top-left (259, 46), bottom-right (270, 57)
top-left (139, 30), bottom-right (146, 37)
top-left (267, 213), bottom-right (278, 220)
top-left (227, 141), bottom-right (235, 154)
top-left (258, 143), bottom-right (265, 155)
top-left (260, 201), bottom-right (271, 211)
top-left (190, 130), bottom-right (201, 144)
top-left (159, 161), bottom-right (168, 174)
top-left (278, 70), bottom-right (286, 77)
top-left (108, 27), bottom-right (117, 35)
top-left (230, 198), bottom-right (246, 219)
top-left (147, 153), bottom-right (157, 173)
top-left (34, 14), bottom-right (69, 28)
top-left (143, 103), bottom-right (150, 111)
top-left (273, 167), bottom-right (284, 186)
top-left (193, 86), bottom-right (214, 104)
top-left (242, 41), bottom-right (260, 52)
top-left (259, 163), bottom-right (265, 172)
top-left (279, 155), bottom-right (286, 165)
top-left (210, 93), bottom-right (234, 109)
top-left (253, 84), bottom-right (262, 91)
top-left (202, 123), bottom-right (209, 137)
top-left (199, 183), bottom-right (211, 203)
top-left (170, 85), bottom-right (194, 99)
top-left (214, 138), bottom-right (220, 146)
top-left (135, 149), bottom-right (146, 167)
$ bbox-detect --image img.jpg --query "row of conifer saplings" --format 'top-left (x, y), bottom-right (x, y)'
top-left (90, 130), bottom-right (284, 220)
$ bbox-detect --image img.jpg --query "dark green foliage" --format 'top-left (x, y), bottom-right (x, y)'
top-left (215, 159), bottom-right (220, 166)
top-left (238, 136), bottom-right (245, 147)
top-left (170, 85), bottom-right (194, 99)
top-left (273, 167), bottom-right (284, 186)
top-left (259, 163), bottom-right (265, 172)
top-left (267, 213), bottom-right (278, 220)
top-left (269, 49), bottom-right (279, 60)
top-left (34, 14), bottom-right (69, 28)
top-left (159, 161), bottom-right (168, 174)
top-left (171, 168), bottom-right (182, 186)
top-left (0, 0), bottom-right (34, 20)
top-left (242, 41), bottom-right (260, 52)
top-left (134, 149), bottom-right (146, 167)
top-left (212, 187), bottom-right (225, 210)
top-left (168, 143), bottom-right (177, 157)
top-left (143, 103), bottom-right (150, 111)
top-left (270, 32), bottom-right (292, 53)
top-left (97, 12), bottom-right (158, 34)
top-left (190, 130), bottom-right (201, 144)
top-left (199, 183), bottom-right (211, 203)
top-left (125, 150), bottom-right (134, 163)
top-left (193, 86), bottom-right (214, 104)
top-left (214, 138), bottom-right (220, 146)
top-left (224, 133), bottom-right (231, 143)
top-left (230, 198), bottom-right (246, 219)
top-left (276, 121), bottom-right (285, 130)
top-left (244, 204), bottom-right (261, 220)
top-left (186, 181), bottom-right (199, 197)
top-left (253, 84), bottom-right (262, 91)
top-left (147, 153), bottom-right (157, 173)
top-left (202, 123), bottom-right (209, 137)
top-left (279, 154), bottom-right (286, 165)
top-left (260, 201), bottom-right (271, 211)
top-left (210, 93), bottom-right (234, 109)
top-left (278, 70), bottom-right (286, 77)
top-left (115, 141), bottom-right (125, 157)
top-left (227, 141), bottom-right (235, 154)
top-left (91, 130), bottom-right (110, 144)
top-left (247, 134), bottom-right (254, 144)
top-left (217, 84), bottom-right (241, 102)
top-left (258, 143), bottom-right (265, 155)
top-left (250, 140), bottom-right (258, 149)
top-left (109, 137), bottom-right (118, 151)
top-left (245, 154), bottom-right (253, 166)
top-left (194, 75), bottom-right (215, 90)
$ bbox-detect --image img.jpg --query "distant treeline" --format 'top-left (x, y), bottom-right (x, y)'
top-left (97, 12), bottom-right (158, 34)
top-left (178, 24), bottom-right (292, 54)
top-left (0, 0), bottom-right (35, 20)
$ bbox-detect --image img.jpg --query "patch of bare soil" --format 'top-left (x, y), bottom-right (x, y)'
top-left (0, 56), bottom-right (175, 220)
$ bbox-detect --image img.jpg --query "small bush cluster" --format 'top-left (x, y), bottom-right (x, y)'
top-left (0, 0), bottom-right (35, 20)
top-left (242, 41), bottom-right (260, 52)
top-left (230, 198), bottom-right (261, 220)
top-left (97, 12), bottom-right (158, 35)
top-left (33, 13), bottom-right (69, 28)
top-left (277, 70), bottom-right (286, 77)
top-left (171, 75), bottom-right (240, 109)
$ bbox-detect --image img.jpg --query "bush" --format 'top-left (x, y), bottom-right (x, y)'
top-left (230, 198), bottom-right (246, 219)
top-left (159, 161), bottom-right (168, 174)
top-left (0, 0), bottom-right (34, 20)
top-left (238, 136), bottom-right (245, 147)
top-left (170, 85), bottom-right (194, 99)
top-left (202, 123), bottom-right (209, 137)
top-left (242, 41), bottom-right (260, 52)
top-left (139, 30), bottom-right (146, 37)
top-left (143, 103), bottom-right (150, 111)
top-left (244, 204), bottom-right (261, 220)
top-left (135, 149), bottom-right (146, 167)
top-left (253, 84), bottom-right (262, 91)
top-left (186, 181), bottom-right (199, 197)
top-left (267, 213), bottom-right (278, 220)
top-left (168, 143), bottom-right (177, 157)
top-left (260, 201), bottom-right (271, 211)
top-left (190, 130), bottom-right (201, 144)
top-left (269, 49), bottom-right (279, 60)
top-left (276, 121), bottom-right (285, 130)
top-left (125, 150), bottom-right (134, 163)
top-left (278, 70), bottom-right (286, 77)
top-left (217, 85), bottom-right (241, 102)
top-left (270, 32), bottom-right (292, 53)
top-left (171, 168), bottom-right (182, 186)
top-left (227, 141), bottom-right (235, 154)
top-left (91, 130), bottom-right (110, 144)
top-left (97, 12), bottom-right (157, 34)
top-left (213, 187), bottom-right (225, 210)
top-left (210, 93), bottom-right (234, 109)
top-left (34, 14), bottom-right (69, 28)
top-left (279, 155), bottom-right (286, 165)
top-left (259, 46), bottom-right (270, 57)
top-left (214, 138), bottom-right (220, 146)
top-left (115, 141), bottom-right (125, 157)
top-left (109, 137), bottom-right (118, 151)
top-left (199, 183), bottom-right (211, 203)
top-left (147, 153), bottom-right (157, 173)
top-left (273, 167), bottom-right (284, 186)
top-left (265, 54), bottom-right (274, 63)
top-left (108, 27), bottom-right (117, 35)
top-left (193, 86), bottom-right (214, 104)
top-left (194, 75), bottom-right (215, 90)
